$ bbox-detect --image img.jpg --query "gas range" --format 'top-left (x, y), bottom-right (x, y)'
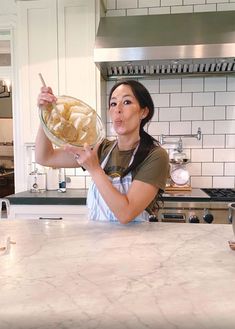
top-left (202, 188), bottom-right (235, 201)
top-left (160, 188), bottom-right (235, 224)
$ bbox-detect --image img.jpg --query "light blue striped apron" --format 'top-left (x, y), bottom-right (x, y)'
top-left (87, 141), bottom-right (149, 222)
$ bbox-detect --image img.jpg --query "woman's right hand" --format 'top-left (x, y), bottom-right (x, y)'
top-left (37, 86), bottom-right (57, 107)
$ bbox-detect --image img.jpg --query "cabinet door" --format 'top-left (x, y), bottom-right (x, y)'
top-left (57, 0), bottom-right (97, 109)
top-left (17, 0), bottom-right (58, 143)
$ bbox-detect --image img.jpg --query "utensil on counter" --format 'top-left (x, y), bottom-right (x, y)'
top-left (38, 73), bottom-right (78, 142)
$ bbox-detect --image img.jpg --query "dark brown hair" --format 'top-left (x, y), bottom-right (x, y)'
top-left (108, 79), bottom-right (160, 178)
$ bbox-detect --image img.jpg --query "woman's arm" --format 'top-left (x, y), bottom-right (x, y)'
top-left (65, 143), bottom-right (158, 224)
top-left (35, 86), bottom-right (79, 168)
top-left (35, 126), bottom-right (78, 168)
top-left (90, 166), bottom-right (158, 224)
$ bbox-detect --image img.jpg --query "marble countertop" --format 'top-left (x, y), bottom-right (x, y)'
top-left (1, 219), bottom-right (235, 329)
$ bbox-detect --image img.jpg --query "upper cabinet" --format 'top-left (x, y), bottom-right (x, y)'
top-left (17, 0), bottom-right (97, 143)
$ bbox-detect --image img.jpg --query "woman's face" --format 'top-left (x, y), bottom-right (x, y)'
top-left (109, 84), bottom-right (148, 137)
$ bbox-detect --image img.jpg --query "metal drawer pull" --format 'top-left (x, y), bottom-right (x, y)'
top-left (39, 217), bottom-right (63, 220)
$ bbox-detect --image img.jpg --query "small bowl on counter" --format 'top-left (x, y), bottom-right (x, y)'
top-left (39, 95), bottom-right (105, 148)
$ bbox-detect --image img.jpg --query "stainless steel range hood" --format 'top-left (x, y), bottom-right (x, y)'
top-left (94, 11), bottom-right (235, 80)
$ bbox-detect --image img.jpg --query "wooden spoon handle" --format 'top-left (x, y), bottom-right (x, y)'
top-left (38, 73), bottom-right (47, 87)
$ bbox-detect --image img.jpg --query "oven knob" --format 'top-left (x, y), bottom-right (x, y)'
top-left (203, 213), bottom-right (214, 224)
top-left (189, 215), bottom-right (200, 223)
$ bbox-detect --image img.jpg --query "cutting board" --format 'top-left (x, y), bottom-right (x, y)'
top-left (165, 185), bottom-right (192, 191)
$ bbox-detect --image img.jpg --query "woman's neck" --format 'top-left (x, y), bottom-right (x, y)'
top-left (117, 136), bottom-right (140, 151)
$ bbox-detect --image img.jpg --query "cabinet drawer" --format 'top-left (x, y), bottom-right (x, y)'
top-left (9, 204), bottom-right (88, 220)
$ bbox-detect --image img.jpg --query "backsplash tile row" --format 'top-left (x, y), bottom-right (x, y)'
top-left (106, 0), bottom-right (235, 15)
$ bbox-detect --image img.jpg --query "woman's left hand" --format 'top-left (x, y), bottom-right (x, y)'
top-left (64, 143), bottom-right (101, 172)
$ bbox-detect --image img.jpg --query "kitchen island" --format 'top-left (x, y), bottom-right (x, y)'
top-left (1, 219), bottom-right (235, 329)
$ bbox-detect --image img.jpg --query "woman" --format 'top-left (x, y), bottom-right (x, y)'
top-left (36, 79), bottom-right (169, 224)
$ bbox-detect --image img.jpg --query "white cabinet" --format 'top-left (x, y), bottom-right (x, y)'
top-left (15, 0), bottom-right (98, 192)
top-left (9, 204), bottom-right (88, 220)
top-left (17, 0), bottom-right (97, 143)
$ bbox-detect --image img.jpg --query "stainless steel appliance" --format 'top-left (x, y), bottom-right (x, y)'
top-left (94, 11), bottom-right (235, 79)
top-left (159, 188), bottom-right (235, 224)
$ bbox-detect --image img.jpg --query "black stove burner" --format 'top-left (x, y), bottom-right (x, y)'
top-left (202, 188), bottom-right (235, 201)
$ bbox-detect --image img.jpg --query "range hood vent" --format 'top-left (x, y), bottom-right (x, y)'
top-left (94, 11), bottom-right (235, 80)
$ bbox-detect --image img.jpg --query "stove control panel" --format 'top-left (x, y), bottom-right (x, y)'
top-left (161, 213), bottom-right (186, 223)
top-left (159, 209), bottom-right (218, 224)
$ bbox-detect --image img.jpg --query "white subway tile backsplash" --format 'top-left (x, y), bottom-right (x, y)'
top-left (75, 167), bottom-right (90, 176)
top-left (207, 0), bottom-right (228, 3)
top-left (117, 0), bottom-right (137, 9)
top-left (215, 120), bottom-right (235, 134)
top-left (212, 177), bottom-right (234, 188)
top-left (170, 121), bottom-right (191, 135)
top-left (161, 0), bottom-right (182, 6)
top-left (204, 77), bottom-right (226, 92)
top-left (192, 121), bottom-right (214, 135)
top-left (203, 106), bottom-right (225, 120)
top-left (191, 149), bottom-right (213, 162)
top-left (187, 162), bottom-right (202, 176)
top-left (183, 137), bottom-right (202, 149)
top-left (106, 9), bottom-right (126, 16)
top-left (203, 134), bottom-right (225, 148)
top-left (190, 176), bottom-right (212, 188)
top-left (106, 0), bottom-right (116, 10)
top-left (149, 7), bottom-right (170, 14)
top-left (152, 108), bottom-right (159, 121)
top-left (194, 4), bottom-right (216, 12)
top-left (159, 107), bottom-right (180, 121)
top-left (127, 8), bottom-right (148, 15)
top-left (170, 93), bottom-right (191, 106)
top-left (181, 107), bottom-right (203, 121)
top-left (139, 0), bottom-right (160, 7)
top-left (141, 79), bottom-right (159, 93)
top-left (184, 0), bottom-right (205, 4)
top-left (214, 149), bottom-right (235, 162)
top-left (160, 79), bottom-right (181, 93)
top-left (193, 92), bottom-right (214, 106)
top-left (226, 106), bottom-right (235, 119)
top-left (85, 176), bottom-right (92, 189)
top-left (65, 168), bottom-right (76, 176)
top-left (202, 163), bottom-right (224, 176)
top-left (226, 135), bottom-right (235, 148)
top-left (182, 77), bottom-right (203, 92)
top-left (217, 3), bottom-right (235, 10)
top-left (225, 163), bottom-right (235, 176)
top-left (227, 77), bottom-right (235, 91)
top-left (66, 176), bottom-right (86, 189)
top-left (148, 121), bottom-right (169, 136)
top-left (171, 5), bottom-right (193, 13)
top-left (215, 92), bottom-right (235, 105)
top-left (152, 93), bottom-right (170, 107)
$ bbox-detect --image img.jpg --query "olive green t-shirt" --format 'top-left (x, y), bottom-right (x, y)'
top-left (98, 139), bottom-right (169, 215)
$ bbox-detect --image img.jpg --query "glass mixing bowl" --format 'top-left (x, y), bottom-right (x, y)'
top-left (39, 95), bottom-right (105, 148)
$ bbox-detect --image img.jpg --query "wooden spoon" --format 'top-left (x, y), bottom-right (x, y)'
top-left (38, 73), bottom-right (78, 142)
